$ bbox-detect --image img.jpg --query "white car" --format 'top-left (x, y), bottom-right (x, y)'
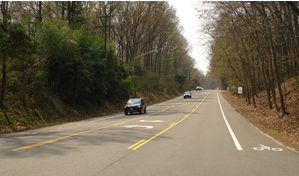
top-left (184, 91), bottom-right (192, 98)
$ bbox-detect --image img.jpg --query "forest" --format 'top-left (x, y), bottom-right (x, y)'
top-left (0, 1), bottom-right (209, 132)
top-left (204, 1), bottom-right (299, 117)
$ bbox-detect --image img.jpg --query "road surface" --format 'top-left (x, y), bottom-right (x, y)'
top-left (0, 90), bottom-right (298, 176)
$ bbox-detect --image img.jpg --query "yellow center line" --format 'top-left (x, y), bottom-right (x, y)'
top-left (131, 92), bottom-right (209, 151)
top-left (169, 122), bottom-right (176, 126)
top-left (12, 93), bottom-right (201, 151)
top-left (128, 139), bottom-right (146, 149)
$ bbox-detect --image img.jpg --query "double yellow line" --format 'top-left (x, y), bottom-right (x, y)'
top-left (12, 92), bottom-right (201, 151)
top-left (128, 92), bottom-right (209, 150)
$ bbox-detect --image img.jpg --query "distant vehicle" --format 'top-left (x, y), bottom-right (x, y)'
top-left (124, 98), bottom-right (147, 115)
top-left (196, 86), bottom-right (203, 91)
top-left (184, 91), bottom-right (192, 99)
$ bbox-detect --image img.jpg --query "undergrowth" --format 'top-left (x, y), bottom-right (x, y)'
top-left (0, 90), bottom-right (179, 134)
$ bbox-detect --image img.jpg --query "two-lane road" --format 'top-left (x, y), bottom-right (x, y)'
top-left (0, 90), bottom-right (298, 176)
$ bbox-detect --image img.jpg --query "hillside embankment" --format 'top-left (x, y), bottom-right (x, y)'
top-left (222, 77), bottom-right (299, 152)
top-left (0, 91), bottom-right (176, 134)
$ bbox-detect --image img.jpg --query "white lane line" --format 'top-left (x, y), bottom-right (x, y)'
top-left (31, 132), bottom-right (38, 134)
top-left (124, 125), bottom-right (153, 129)
top-left (140, 120), bottom-right (164, 123)
top-left (217, 93), bottom-right (243, 151)
top-left (57, 127), bottom-right (62, 129)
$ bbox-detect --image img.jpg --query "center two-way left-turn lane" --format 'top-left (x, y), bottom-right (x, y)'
top-left (0, 91), bottom-right (208, 176)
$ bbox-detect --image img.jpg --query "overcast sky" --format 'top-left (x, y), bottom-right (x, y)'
top-left (168, 1), bottom-right (210, 75)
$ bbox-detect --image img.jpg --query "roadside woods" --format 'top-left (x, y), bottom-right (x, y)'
top-left (203, 2), bottom-right (299, 116)
top-left (0, 1), bottom-right (204, 132)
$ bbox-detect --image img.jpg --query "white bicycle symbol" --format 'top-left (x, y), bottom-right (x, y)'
top-left (253, 144), bottom-right (283, 151)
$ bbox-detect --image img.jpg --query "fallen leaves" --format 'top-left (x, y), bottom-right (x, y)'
top-left (222, 84), bottom-right (299, 152)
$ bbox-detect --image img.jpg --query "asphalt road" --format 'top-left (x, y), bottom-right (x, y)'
top-left (0, 90), bottom-right (298, 176)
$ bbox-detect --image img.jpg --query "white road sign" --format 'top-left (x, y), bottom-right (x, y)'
top-left (238, 87), bottom-right (242, 94)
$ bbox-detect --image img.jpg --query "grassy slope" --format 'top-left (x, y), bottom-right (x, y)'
top-left (0, 91), bottom-right (178, 134)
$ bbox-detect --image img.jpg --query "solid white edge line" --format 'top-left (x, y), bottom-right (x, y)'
top-left (217, 92), bottom-right (243, 151)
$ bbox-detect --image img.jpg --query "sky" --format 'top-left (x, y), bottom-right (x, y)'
top-left (168, 1), bottom-right (210, 75)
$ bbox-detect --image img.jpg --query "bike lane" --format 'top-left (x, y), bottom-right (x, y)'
top-left (217, 91), bottom-right (299, 176)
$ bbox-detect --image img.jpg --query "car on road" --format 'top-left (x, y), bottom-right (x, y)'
top-left (184, 91), bottom-right (192, 99)
top-left (124, 98), bottom-right (147, 115)
top-left (196, 86), bottom-right (203, 91)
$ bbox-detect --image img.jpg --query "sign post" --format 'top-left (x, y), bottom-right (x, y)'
top-left (238, 87), bottom-right (242, 94)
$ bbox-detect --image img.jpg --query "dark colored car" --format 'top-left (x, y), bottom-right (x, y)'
top-left (196, 86), bottom-right (203, 91)
top-left (184, 91), bottom-right (192, 99)
top-left (124, 98), bottom-right (147, 115)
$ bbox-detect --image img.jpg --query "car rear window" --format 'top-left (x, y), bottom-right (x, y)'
top-left (127, 99), bottom-right (141, 104)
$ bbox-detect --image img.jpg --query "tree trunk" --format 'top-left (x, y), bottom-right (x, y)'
top-left (260, 55), bottom-right (273, 109)
top-left (267, 27), bottom-right (288, 116)
top-left (1, 57), bottom-right (7, 108)
top-left (38, 1), bottom-right (42, 22)
top-left (269, 55), bottom-right (279, 111)
top-left (0, 1), bottom-right (8, 108)
top-left (254, 31), bottom-right (273, 108)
